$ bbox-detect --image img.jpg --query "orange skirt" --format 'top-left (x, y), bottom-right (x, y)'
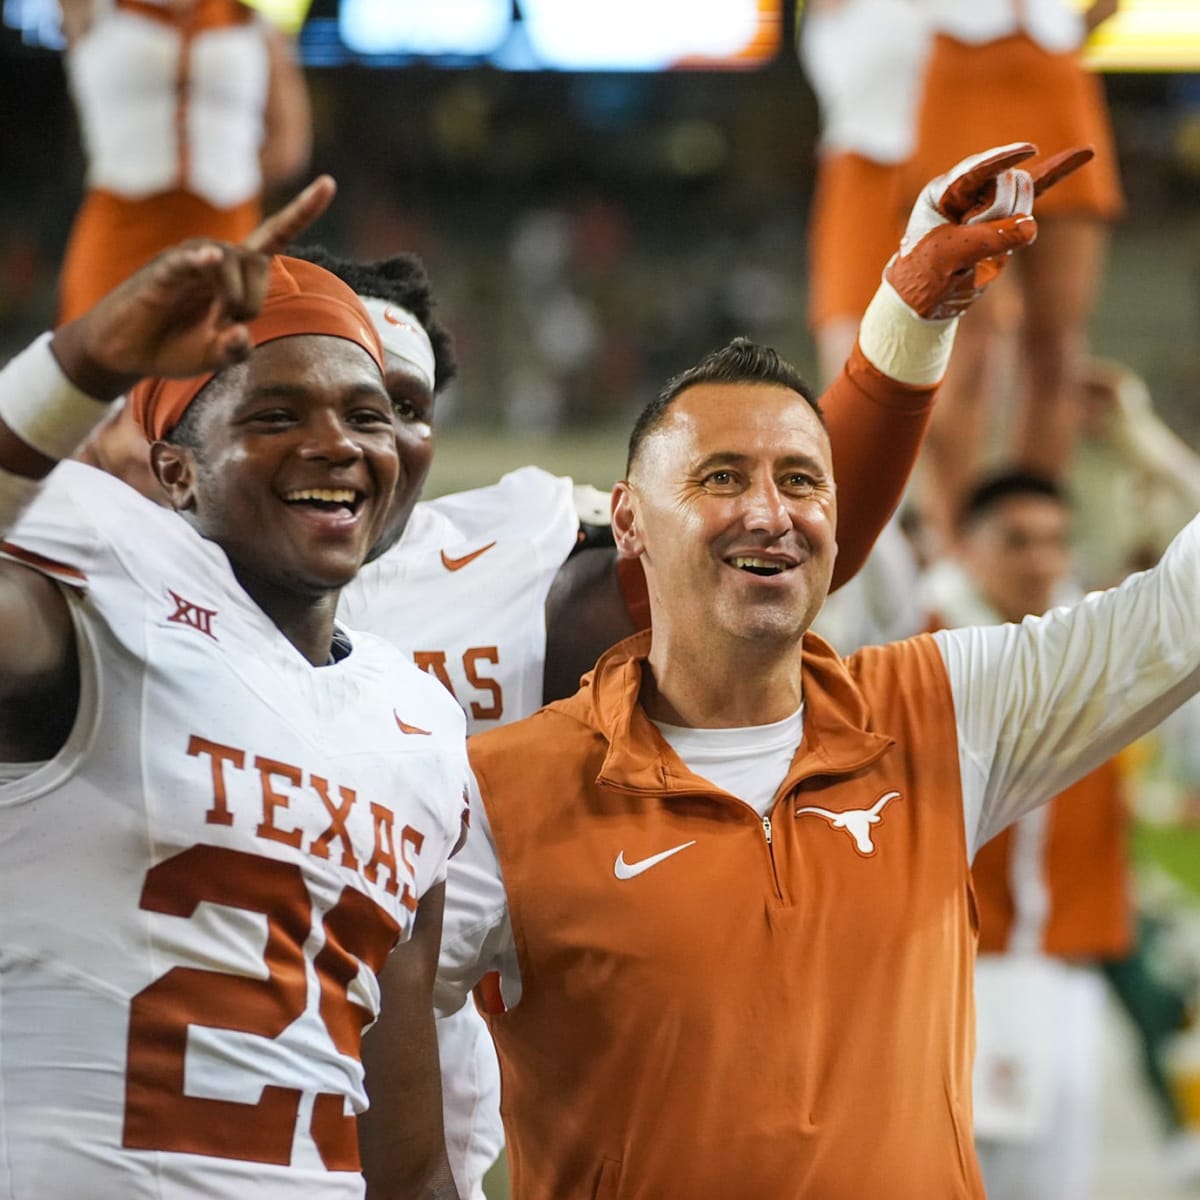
top-left (908, 33), bottom-right (1124, 222)
top-left (58, 187), bottom-right (260, 324)
top-left (807, 152), bottom-right (909, 330)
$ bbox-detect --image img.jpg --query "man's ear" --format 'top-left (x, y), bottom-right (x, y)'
top-left (611, 480), bottom-right (644, 558)
top-left (150, 441), bottom-right (198, 512)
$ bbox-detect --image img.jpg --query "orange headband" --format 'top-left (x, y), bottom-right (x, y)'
top-left (128, 255), bottom-right (384, 442)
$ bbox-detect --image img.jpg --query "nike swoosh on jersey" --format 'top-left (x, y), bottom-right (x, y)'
top-left (613, 840), bottom-right (697, 880)
top-left (440, 541), bottom-right (498, 572)
top-left (394, 711), bottom-right (432, 736)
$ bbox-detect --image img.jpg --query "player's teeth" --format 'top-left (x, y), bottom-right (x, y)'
top-left (287, 488), bottom-right (356, 503)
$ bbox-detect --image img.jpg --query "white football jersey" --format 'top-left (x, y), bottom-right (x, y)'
top-left (337, 466), bottom-right (578, 1198)
top-left (338, 467), bottom-right (580, 735)
top-left (0, 462), bottom-right (469, 1199)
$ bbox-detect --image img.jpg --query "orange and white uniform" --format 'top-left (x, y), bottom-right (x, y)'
top-left (971, 770), bottom-right (1132, 1200)
top-left (58, 0), bottom-right (269, 320)
top-left (437, 510), bottom-right (1200, 1197)
top-left (909, 0), bottom-right (1123, 220)
top-left (0, 462), bottom-right (468, 1198)
top-left (802, 0), bottom-right (932, 328)
top-left (337, 465), bottom-right (579, 1198)
top-left (338, 466), bottom-right (580, 735)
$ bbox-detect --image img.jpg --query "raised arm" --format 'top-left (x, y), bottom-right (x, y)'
top-left (825, 142), bottom-right (1093, 585)
top-left (937, 513), bottom-right (1200, 858)
top-left (0, 176), bottom-right (336, 752)
top-left (540, 144), bottom-right (1095, 701)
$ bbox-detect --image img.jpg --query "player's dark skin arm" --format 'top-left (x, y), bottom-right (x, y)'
top-left (542, 546), bottom-right (632, 704)
top-left (361, 881), bottom-right (461, 1200)
top-left (0, 560), bottom-right (77, 761)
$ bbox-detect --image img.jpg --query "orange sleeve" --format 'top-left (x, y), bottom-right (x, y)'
top-left (824, 342), bottom-right (935, 592)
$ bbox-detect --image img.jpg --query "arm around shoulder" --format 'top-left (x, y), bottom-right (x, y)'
top-left (360, 882), bottom-right (460, 1200)
top-left (543, 546), bottom-right (638, 703)
top-left (0, 560), bottom-right (77, 765)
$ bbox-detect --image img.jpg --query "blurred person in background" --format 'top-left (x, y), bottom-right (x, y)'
top-left (799, 0), bottom-right (932, 655)
top-left (1071, 355), bottom-right (1200, 588)
top-left (56, 0), bottom-right (311, 323)
top-left (907, 0), bottom-right (1123, 553)
top-left (926, 471), bottom-right (1133, 1200)
top-left (1068, 356), bottom-right (1200, 1187)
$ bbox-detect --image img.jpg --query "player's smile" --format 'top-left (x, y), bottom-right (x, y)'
top-left (282, 484), bottom-right (369, 532)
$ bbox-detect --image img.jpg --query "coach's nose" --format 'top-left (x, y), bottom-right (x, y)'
top-left (740, 473), bottom-right (791, 538)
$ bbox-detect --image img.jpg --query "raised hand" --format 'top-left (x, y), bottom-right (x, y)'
top-left (885, 143), bottom-right (1094, 321)
top-left (51, 176), bottom-right (337, 401)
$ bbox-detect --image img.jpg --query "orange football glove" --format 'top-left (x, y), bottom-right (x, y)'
top-left (886, 142), bottom-right (1095, 320)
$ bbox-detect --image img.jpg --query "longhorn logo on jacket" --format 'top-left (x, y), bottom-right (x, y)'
top-left (794, 791), bottom-right (900, 855)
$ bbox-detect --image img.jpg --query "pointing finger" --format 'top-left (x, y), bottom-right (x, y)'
top-left (1030, 145), bottom-right (1095, 198)
top-left (242, 175), bottom-right (337, 256)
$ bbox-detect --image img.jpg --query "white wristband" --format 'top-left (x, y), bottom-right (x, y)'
top-left (0, 333), bottom-right (114, 461)
top-left (857, 277), bottom-right (958, 388)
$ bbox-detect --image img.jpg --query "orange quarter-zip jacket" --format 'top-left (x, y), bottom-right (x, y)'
top-left (467, 629), bottom-right (983, 1200)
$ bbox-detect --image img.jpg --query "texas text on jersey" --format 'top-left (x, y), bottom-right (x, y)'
top-left (0, 463), bottom-right (469, 1198)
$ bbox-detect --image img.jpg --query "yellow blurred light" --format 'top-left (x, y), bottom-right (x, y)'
top-left (240, 0), bottom-right (314, 36)
top-left (1074, 0), bottom-right (1200, 71)
top-left (793, 1), bottom-right (1200, 71)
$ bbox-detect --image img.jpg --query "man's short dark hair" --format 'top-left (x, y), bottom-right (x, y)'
top-left (626, 337), bottom-right (821, 475)
top-left (957, 470), bottom-right (1069, 531)
top-left (290, 246), bottom-right (457, 393)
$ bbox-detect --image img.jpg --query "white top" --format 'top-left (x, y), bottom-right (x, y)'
top-left (67, 0), bottom-right (270, 205)
top-left (921, 0), bottom-right (1085, 53)
top-left (653, 706), bottom-right (805, 820)
top-left (436, 513), bottom-right (1200, 1016)
top-left (801, 0), bottom-right (932, 162)
top-left (337, 467), bottom-right (580, 735)
top-left (0, 462), bottom-right (469, 1198)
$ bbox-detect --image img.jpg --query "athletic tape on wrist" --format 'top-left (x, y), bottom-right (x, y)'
top-left (0, 466), bottom-right (42, 534)
top-left (0, 333), bottom-right (114, 461)
top-left (857, 278), bottom-right (957, 387)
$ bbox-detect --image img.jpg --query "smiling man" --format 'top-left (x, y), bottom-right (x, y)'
top-left (0, 199), bottom-right (467, 1199)
top-left (433, 315), bottom-right (1200, 1197)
